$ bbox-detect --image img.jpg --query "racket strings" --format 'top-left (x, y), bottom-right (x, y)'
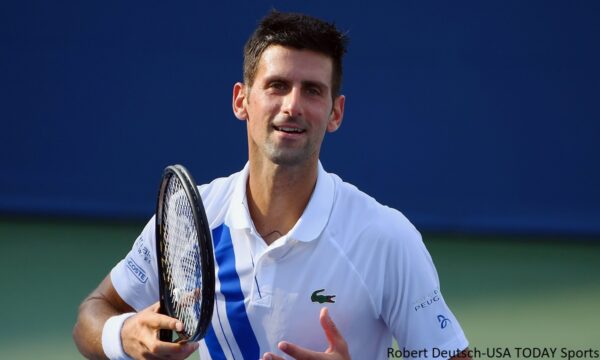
top-left (162, 176), bottom-right (203, 338)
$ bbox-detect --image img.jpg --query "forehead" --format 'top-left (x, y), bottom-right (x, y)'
top-left (254, 45), bottom-right (333, 86)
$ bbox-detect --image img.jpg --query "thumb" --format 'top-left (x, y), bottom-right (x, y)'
top-left (319, 307), bottom-right (347, 353)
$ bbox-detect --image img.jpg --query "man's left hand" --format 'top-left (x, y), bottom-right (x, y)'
top-left (261, 307), bottom-right (350, 360)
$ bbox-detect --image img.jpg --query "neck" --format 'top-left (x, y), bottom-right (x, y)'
top-left (246, 159), bottom-right (318, 245)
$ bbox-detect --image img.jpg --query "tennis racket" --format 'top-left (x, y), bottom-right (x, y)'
top-left (155, 164), bottom-right (215, 342)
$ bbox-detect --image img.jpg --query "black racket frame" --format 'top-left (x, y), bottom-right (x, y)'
top-left (155, 164), bottom-right (215, 342)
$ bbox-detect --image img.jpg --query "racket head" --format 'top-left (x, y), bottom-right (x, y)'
top-left (155, 164), bottom-right (215, 342)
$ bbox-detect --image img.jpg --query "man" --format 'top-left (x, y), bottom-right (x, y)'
top-left (73, 11), bottom-right (471, 360)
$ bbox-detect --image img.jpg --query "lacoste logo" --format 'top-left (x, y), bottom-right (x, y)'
top-left (437, 314), bottom-right (450, 329)
top-left (126, 257), bottom-right (147, 284)
top-left (311, 289), bottom-right (336, 304)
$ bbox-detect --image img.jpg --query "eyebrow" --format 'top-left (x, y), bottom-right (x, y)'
top-left (301, 80), bottom-right (329, 92)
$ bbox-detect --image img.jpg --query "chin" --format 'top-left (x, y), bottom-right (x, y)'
top-left (267, 150), bottom-right (311, 167)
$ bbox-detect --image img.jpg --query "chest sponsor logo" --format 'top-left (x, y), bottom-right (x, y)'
top-left (126, 257), bottom-right (148, 283)
top-left (311, 289), bottom-right (336, 304)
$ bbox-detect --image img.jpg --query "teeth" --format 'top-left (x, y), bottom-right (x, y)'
top-left (278, 127), bottom-right (302, 133)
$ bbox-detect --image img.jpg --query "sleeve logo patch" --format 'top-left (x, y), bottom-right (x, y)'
top-left (126, 257), bottom-right (148, 283)
top-left (134, 236), bottom-right (152, 264)
top-left (137, 243), bottom-right (152, 264)
top-left (437, 314), bottom-right (451, 329)
top-left (413, 288), bottom-right (441, 312)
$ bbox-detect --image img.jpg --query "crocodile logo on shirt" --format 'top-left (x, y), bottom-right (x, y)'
top-left (311, 289), bottom-right (336, 304)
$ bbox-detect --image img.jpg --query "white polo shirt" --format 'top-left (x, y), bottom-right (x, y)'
top-left (111, 162), bottom-right (468, 359)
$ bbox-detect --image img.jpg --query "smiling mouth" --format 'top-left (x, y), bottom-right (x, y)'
top-left (273, 126), bottom-right (306, 134)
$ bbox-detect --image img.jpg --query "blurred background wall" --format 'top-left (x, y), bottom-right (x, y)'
top-left (1, 0), bottom-right (599, 235)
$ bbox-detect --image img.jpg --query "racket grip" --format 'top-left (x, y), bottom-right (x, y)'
top-left (159, 329), bottom-right (172, 342)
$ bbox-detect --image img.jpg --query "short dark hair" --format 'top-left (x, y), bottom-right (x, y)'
top-left (243, 10), bottom-right (348, 98)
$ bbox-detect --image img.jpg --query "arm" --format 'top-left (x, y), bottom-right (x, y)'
top-left (73, 274), bottom-right (133, 359)
top-left (382, 227), bottom-right (470, 359)
top-left (73, 275), bottom-right (198, 360)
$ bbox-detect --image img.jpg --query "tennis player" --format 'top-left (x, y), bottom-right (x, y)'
top-left (73, 10), bottom-right (471, 360)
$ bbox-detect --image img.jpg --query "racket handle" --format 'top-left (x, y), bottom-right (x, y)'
top-left (159, 329), bottom-right (172, 342)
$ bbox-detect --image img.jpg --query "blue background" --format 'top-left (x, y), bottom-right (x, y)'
top-left (1, 1), bottom-right (599, 234)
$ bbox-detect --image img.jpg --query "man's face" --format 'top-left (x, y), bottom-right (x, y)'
top-left (233, 45), bottom-right (344, 167)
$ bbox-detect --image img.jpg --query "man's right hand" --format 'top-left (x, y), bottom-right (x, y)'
top-left (121, 302), bottom-right (199, 360)
top-left (73, 275), bottom-right (199, 360)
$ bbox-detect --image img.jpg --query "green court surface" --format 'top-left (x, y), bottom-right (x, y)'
top-left (0, 218), bottom-right (598, 359)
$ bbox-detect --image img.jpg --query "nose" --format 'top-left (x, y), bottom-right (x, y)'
top-left (281, 87), bottom-right (303, 117)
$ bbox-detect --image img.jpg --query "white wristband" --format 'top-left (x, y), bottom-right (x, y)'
top-left (102, 312), bottom-right (136, 360)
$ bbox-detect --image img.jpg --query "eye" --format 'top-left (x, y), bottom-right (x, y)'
top-left (305, 86), bottom-right (322, 96)
top-left (268, 81), bottom-right (287, 91)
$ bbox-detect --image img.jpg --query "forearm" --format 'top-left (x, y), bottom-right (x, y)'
top-left (73, 275), bottom-right (134, 359)
top-left (73, 297), bottom-right (116, 359)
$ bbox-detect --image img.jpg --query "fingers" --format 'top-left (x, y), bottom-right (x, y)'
top-left (278, 341), bottom-right (323, 360)
top-left (262, 352), bottom-right (286, 360)
top-left (146, 302), bottom-right (184, 332)
top-left (319, 307), bottom-right (346, 353)
top-left (121, 302), bottom-right (196, 360)
top-left (150, 301), bottom-right (161, 312)
top-left (147, 341), bottom-right (199, 358)
top-left (267, 308), bottom-right (350, 360)
top-left (146, 313), bottom-right (184, 332)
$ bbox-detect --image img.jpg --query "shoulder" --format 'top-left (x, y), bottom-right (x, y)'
top-left (198, 171), bottom-right (239, 202)
top-left (197, 169), bottom-right (243, 226)
top-left (324, 172), bottom-right (430, 314)
top-left (328, 172), bottom-right (423, 251)
top-left (330, 173), bottom-right (419, 236)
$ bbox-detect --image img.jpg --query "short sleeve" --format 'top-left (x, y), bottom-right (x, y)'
top-left (110, 216), bottom-right (159, 311)
top-left (381, 227), bottom-right (468, 359)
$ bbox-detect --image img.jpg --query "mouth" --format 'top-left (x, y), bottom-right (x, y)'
top-left (273, 125), bottom-right (306, 135)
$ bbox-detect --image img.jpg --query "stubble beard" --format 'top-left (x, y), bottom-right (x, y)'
top-left (263, 137), bottom-right (313, 166)
top-left (261, 115), bottom-right (318, 166)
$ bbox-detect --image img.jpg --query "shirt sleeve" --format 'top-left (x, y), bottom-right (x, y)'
top-left (110, 216), bottom-right (159, 312)
top-left (381, 226), bottom-right (469, 359)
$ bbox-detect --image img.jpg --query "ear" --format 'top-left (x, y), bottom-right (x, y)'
top-left (232, 82), bottom-right (248, 120)
top-left (327, 95), bottom-right (345, 132)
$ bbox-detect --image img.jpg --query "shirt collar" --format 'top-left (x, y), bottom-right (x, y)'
top-left (227, 162), bottom-right (253, 230)
top-left (227, 161), bottom-right (335, 243)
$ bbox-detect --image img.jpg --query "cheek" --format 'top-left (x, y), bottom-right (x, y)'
top-left (248, 96), bottom-right (278, 121)
top-left (246, 104), bottom-right (272, 137)
top-left (315, 108), bottom-right (335, 131)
